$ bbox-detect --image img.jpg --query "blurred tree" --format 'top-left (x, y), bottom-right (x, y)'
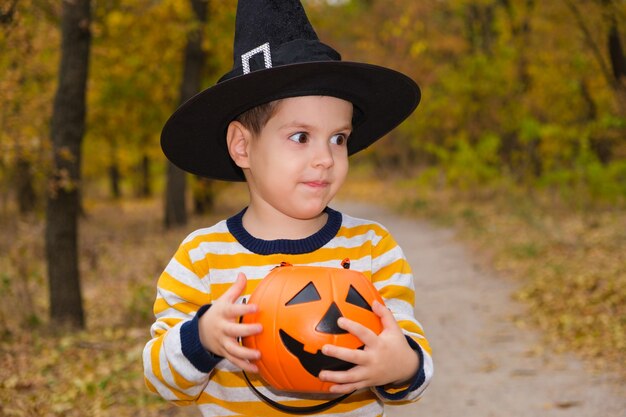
top-left (566, 0), bottom-right (626, 112)
top-left (45, 0), bottom-right (91, 329)
top-left (192, 177), bottom-right (215, 214)
top-left (85, 0), bottom-right (189, 200)
top-left (189, 1), bottom-right (239, 215)
top-left (0, 1), bottom-right (58, 215)
top-left (0, 1), bottom-right (18, 24)
top-left (1, 2), bottom-right (37, 214)
top-left (314, 0), bottom-right (626, 201)
top-left (15, 158), bottom-right (37, 213)
top-left (2, 0), bottom-right (625, 218)
top-left (138, 149), bottom-right (153, 198)
top-left (165, 0), bottom-right (209, 228)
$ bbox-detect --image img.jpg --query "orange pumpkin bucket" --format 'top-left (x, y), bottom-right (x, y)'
top-left (242, 261), bottom-right (384, 393)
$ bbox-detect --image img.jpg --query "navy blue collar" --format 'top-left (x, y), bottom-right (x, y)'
top-left (226, 207), bottom-right (342, 255)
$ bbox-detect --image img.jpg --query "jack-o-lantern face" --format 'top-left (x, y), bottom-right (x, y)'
top-left (242, 264), bottom-right (384, 393)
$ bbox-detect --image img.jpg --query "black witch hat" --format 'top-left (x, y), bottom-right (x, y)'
top-left (161, 0), bottom-right (421, 181)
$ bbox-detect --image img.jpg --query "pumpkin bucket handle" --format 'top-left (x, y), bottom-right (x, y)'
top-left (241, 368), bottom-right (353, 414)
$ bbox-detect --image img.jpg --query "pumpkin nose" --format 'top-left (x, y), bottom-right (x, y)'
top-left (315, 302), bottom-right (348, 334)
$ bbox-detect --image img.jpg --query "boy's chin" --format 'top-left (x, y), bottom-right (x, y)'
top-left (289, 202), bottom-right (331, 220)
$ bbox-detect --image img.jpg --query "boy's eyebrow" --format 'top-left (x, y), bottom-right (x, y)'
top-left (279, 121), bottom-right (352, 131)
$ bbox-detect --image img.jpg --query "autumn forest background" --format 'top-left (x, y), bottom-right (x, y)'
top-left (1, 0), bottom-right (625, 415)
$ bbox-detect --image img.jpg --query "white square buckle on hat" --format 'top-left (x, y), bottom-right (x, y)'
top-left (241, 42), bottom-right (272, 75)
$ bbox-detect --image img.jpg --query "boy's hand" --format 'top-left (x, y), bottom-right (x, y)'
top-left (318, 301), bottom-right (419, 394)
top-left (198, 273), bottom-right (262, 373)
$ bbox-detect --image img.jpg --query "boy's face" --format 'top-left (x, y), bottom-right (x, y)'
top-left (236, 95), bottom-right (352, 221)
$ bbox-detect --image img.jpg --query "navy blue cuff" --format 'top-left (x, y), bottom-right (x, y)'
top-left (180, 304), bottom-right (223, 373)
top-left (375, 335), bottom-right (426, 400)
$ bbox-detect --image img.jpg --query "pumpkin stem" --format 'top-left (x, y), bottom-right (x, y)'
top-left (341, 258), bottom-right (350, 269)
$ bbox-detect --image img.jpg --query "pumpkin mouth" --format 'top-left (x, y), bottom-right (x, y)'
top-left (279, 329), bottom-right (363, 377)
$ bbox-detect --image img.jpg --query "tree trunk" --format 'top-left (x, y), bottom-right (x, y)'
top-left (109, 163), bottom-right (121, 199)
top-left (464, 3), bottom-right (496, 55)
top-left (164, 0), bottom-right (209, 228)
top-left (498, 0), bottom-right (536, 180)
top-left (109, 138), bottom-right (121, 199)
top-left (605, 7), bottom-right (626, 112)
top-left (165, 161), bottom-right (188, 228)
top-left (45, 0), bottom-right (91, 329)
top-left (16, 157), bottom-right (37, 214)
top-left (139, 153), bottom-right (152, 198)
top-left (0, 0), bottom-right (18, 25)
top-left (193, 177), bottom-right (215, 215)
top-left (601, 0), bottom-right (626, 85)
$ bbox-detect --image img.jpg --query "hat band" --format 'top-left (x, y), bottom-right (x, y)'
top-left (218, 39), bottom-right (341, 83)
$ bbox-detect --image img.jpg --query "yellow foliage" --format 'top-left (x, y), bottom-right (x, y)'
top-left (105, 10), bottom-right (130, 33)
top-left (409, 40), bottom-right (427, 59)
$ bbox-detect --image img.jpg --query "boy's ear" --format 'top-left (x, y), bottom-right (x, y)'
top-left (226, 121), bottom-right (251, 169)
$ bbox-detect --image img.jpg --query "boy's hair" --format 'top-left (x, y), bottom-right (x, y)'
top-left (235, 100), bottom-right (283, 136)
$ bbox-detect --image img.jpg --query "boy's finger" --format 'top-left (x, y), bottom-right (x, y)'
top-left (328, 382), bottom-right (361, 394)
top-left (227, 355), bottom-right (259, 374)
top-left (223, 322), bottom-right (262, 338)
top-left (227, 301), bottom-right (258, 318)
top-left (337, 317), bottom-right (377, 345)
top-left (319, 366), bottom-right (366, 386)
top-left (321, 343), bottom-right (366, 366)
top-left (223, 338), bottom-right (261, 362)
top-left (221, 273), bottom-right (247, 302)
top-left (372, 300), bottom-right (398, 330)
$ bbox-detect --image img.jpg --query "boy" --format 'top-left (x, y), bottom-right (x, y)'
top-left (143, 1), bottom-right (433, 416)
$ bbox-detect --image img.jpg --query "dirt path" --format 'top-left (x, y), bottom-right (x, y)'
top-left (337, 201), bottom-right (626, 417)
top-left (167, 201), bottom-right (626, 417)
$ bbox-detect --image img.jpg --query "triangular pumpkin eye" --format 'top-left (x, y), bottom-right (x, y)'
top-left (346, 285), bottom-right (372, 311)
top-left (286, 281), bottom-right (321, 306)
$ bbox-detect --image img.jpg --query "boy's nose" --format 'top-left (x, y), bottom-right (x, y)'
top-left (311, 142), bottom-right (334, 168)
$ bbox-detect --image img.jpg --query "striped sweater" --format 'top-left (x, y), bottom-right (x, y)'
top-left (143, 207), bottom-right (433, 416)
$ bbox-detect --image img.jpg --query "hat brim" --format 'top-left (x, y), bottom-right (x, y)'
top-left (161, 61), bottom-right (420, 181)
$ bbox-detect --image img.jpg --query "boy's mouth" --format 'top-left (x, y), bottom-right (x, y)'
top-left (303, 181), bottom-right (329, 188)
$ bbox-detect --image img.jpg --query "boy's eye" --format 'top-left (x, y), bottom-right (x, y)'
top-left (330, 134), bottom-right (347, 146)
top-left (288, 132), bottom-right (308, 144)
